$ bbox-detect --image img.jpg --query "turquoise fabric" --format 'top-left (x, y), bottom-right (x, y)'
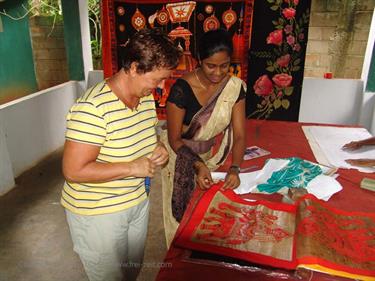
top-left (257, 157), bottom-right (322, 193)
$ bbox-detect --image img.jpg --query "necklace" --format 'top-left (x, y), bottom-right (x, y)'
top-left (194, 69), bottom-right (207, 90)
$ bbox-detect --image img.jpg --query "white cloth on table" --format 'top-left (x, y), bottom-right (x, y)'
top-left (302, 126), bottom-right (375, 173)
top-left (212, 158), bottom-right (342, 201)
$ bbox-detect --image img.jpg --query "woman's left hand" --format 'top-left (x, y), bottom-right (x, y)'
top-left (222, 171), bottom-right (240, 190)
top-left (150, 142), bottom-right (169, 167)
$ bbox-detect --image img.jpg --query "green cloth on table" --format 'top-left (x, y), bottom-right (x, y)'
top-left (257, 157), bottom-right (323, 193)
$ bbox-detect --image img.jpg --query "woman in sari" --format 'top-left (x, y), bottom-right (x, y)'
top-left (161, 29), bottom-right (247, 247)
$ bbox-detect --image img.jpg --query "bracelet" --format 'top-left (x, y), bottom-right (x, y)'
top-left (193, 160), bottom-right (205, 173)
top-left (229, 165), bottom-right (241, 173)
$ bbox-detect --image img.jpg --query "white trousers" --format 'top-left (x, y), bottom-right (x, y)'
top-left (65, 199), bottom-right (149, 281)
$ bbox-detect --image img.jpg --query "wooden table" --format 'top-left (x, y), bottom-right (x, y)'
top-left (156, 120), bottom-right (375, 281)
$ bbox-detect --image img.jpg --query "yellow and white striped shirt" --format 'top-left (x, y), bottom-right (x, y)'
top-left (61, 81), bottom-right (158, 215)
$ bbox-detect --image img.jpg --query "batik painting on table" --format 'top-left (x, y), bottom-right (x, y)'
top-left (175, 183), bottom-right (375, 280)
top-left (101, 0), bottom-right (254, 119)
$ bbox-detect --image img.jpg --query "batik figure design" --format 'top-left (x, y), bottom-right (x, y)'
top-left (156, 5), bottom-right (170, 26)
top-left (189, 191), bottom-right (295, 262)
top-left (166, 1), bottom-right (196, 23)
top-left (176, 184), bottom-right (375, 280)
top-left (194, 201), bottom-right (292, 245)
top-left (222, 6), bottom-right (237, 30)
top-left (297, 199), bottom-right (375, 266)
top-left (203, 14), bottom-right (220, 32)
top-left (131, 8), bottom-right (146, 31)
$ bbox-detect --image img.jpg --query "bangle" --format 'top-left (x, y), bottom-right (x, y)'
top-left (229, 165), bottom-right (240, 173)
top-left (193, 161), bottom-right (205, 173)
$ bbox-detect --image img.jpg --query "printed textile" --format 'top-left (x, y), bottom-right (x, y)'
top-left (175, 182), bottom-right (375, 280)
top-left (257, 157), bottom-right (323, 193)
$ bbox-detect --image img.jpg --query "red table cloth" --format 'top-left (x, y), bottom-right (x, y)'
top-left (156, 120), bottom-right (375, 281)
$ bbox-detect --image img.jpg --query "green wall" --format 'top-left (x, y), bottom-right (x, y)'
top-left (366, 42), bottom-right (375, 93)
top-left (0, 0), bottom-right (38, 104)
top-left (61, 0), bottom-right (84, 81)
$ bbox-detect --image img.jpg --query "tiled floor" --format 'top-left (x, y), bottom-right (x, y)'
top-left (0, 149), bottom-right (166, 281)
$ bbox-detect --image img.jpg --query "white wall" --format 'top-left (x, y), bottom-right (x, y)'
top-left (0, 81), bottom-right (82, 194)
top-left (0, 0), bottom-right (96, 195)
top-left (0, 120), bottom-right (15, 195)
top-left (359, 91), bottom-right (375, 132)
top-left (360, 9), bottom-right (375, 134)
top-left (299, 78), bottom-right (365, 126)
top-left (87, 70), bottom-right (104, 89)
top-left (0, 70), bottom-right (105, 195)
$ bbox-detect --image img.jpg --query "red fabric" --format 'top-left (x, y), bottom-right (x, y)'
top-left (174, 184), bottom-right (375, 277)
top-left (100, 0), bottom-right (254, 79)
top-left (156, 120), bottom-right (375, 281)
top-left (296, 194), bottom-right (375, 265)
top-left (242, 0), bottom-right (254, 79)
top-left (101, 0), bottom-right (116, 78)
top-left (101, 0), bottom-right (254, 120)
top-left (174, 183), bottom-right (298, 269)
top-left (236, 120), bottom-right (375, 212)
top-left (295, 194), bottom-right (375, 277)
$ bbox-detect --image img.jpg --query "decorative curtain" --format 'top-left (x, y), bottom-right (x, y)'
top-left (101, 0), bottom-right (253, 119)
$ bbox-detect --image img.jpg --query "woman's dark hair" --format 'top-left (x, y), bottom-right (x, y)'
top-left (121, 28), bottom-right (181, 73)
top-left (197, 29), bottom-right (233, 61)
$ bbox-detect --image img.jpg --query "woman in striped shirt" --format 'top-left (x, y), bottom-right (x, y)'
top-left (61, 28), bottom-right (181, 281)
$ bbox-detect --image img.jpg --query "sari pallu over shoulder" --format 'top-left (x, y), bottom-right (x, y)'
top-left (172, 76), bottom-right (245, 222)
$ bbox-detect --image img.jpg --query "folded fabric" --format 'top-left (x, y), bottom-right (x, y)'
top-left (257, 157), bottom-right (323, 193)
top-left (211, 171), bottom-right (260, 194)
top-left (225, 157), bottom-right (343, 201)
top-left (305, 174), bottom-right (342, 201)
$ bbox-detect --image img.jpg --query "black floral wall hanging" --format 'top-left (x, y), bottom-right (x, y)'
top-left (246, 0), bottom-right (311, 121)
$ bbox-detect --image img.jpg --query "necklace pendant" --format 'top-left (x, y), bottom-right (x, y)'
top-left (195, 69), bottom-right (207, 90)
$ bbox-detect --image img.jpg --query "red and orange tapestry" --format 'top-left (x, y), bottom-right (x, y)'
top-left (101, 0), bottom-right (253, 119)
top-left (175, 183), bottom-right (375, 280)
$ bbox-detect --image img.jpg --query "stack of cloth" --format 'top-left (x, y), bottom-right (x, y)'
top-left (212, 157), bottom-right (342, 201)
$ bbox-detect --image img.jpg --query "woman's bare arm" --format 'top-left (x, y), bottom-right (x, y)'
top-left (166, 101), bottom-right (187, 153)
top-left (62, 140), bottom-right (156, 183)
top-left (223, 98), bottom-right (246, 189)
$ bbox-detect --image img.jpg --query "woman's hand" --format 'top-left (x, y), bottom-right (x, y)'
top-left (150, 142), bottom-right (169, 167)
top-left (195, 161), bottom-right (213, 189)
top-left (342, 140), bottom-right (363, 150)
top-left (342, 137), bottom-right (375, 150)
top-left (345, 158), bottom-right (375, 167)
top-left (223, 170), bottom-right (240, 190)
top-left (130, 157), bottom-right (157, 177)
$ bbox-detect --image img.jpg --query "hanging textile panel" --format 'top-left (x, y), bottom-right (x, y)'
top-left (101, 0), bottom-right (254, 119)
top-left (175, 183), bottom-right (375, 280)
top-left (246, 0), bottom-right (312, 121)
